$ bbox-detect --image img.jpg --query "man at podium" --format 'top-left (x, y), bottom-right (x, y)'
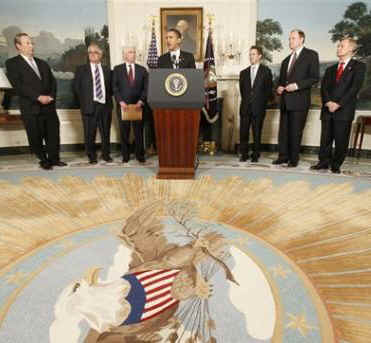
top-left (158, 28), bottom-right (196, 69)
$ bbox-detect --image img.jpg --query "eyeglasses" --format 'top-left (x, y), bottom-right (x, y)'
top-left (88, 51), bottom-right (101, 55)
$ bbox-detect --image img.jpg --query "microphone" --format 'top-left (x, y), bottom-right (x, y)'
top-left (171, 54), bottom-right (178, 69)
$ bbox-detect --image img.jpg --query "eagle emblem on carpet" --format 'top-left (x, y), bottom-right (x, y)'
top-left (49, 200), bottom-right (276, 343)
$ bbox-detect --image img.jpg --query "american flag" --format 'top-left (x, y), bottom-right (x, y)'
top-left (203, 28), bottom-right (218, 118)
top-left (147, 24), bottom-right (159, 69)
top-left (121, 269), bottom-right (180, 325)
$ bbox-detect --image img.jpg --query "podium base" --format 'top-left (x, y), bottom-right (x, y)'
top-left (154, 108), bottom-right (200, 180)
top-left (156, 167), bottom-right (195, 180)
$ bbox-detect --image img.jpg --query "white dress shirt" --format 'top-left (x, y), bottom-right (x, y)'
top-left (250, 63), bottom-right (260, 86)
top-left (90, 63), bottom-right (106, 104)
top-left (125, 63), bottom-right (135, 80)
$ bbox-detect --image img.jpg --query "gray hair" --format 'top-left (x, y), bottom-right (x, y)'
top-left (122, 46), bottom-right (136, 54)
top-left (87, 43), bottom-right (103, 54)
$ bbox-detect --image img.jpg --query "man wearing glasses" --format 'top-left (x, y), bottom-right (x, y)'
top-left (5, 33), bottom-right (66, 170)
top-left (74, 43), bottom-right (113, 164)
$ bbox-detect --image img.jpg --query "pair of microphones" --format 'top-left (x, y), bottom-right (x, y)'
top-left (171, 55), bottom-right (181, 69)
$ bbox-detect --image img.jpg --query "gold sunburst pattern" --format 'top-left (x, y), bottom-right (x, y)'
top-left (0, 174), bottom-right (370, 342)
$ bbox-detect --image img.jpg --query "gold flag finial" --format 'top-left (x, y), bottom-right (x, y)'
top-left (206, 13), bottom-right (215, 28)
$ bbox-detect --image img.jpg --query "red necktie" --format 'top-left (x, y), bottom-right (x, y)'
top-left (128, 64), bottom-right (134, 86)
top-left (336, 62), bottom-right (345, 82)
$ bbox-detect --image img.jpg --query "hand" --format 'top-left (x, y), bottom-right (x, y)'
top-left (285, 83), bottom-right (298, 92)
top-left (135, 101), bottom-right (143, 109)
top-left (120, 101), bottom-right (128, 110)
top-left (37, 95), bottom-right (52, 105)
top-left (327, 101), bottom-right (340, 113)
top-left (277, 86), bottom-right (285, 95)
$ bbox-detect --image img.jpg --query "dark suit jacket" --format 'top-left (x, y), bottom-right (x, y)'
top-left (158, 50), bottom-right (196, 69)
top-left (278, 47), bottom-right (319, 111)
top-left (5, 54), bottom-right (56, 115)
top-left (239, 64), bottom-right (273, 117)
top-left (73, 63), bottom-right (113, 114)
top-left (320, 59), bottom-right (366, 121)
top-left (112, 63), bottom-right (148, 105)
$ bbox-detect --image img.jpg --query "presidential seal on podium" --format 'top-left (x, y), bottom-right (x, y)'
top-left (164, 73), bottom-right (188, 96)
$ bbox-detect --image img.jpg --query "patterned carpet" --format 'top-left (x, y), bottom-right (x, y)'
top-left (0, 153), bottom-right (370, 343)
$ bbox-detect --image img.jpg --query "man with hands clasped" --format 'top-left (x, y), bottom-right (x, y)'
top-left (311, 37), bottom-right (365, 174)
top-left (274, 29), bottom-right (319, 168)
top-left (112, 47), bottom-right (148, 163)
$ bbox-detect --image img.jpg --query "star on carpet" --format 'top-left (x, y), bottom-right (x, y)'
top-left (286, 312), bottom-right (316, 336)
top-left (271, 264), bottom-right (291, 278)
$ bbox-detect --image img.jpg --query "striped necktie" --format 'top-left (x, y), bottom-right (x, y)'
top-left (95, 65), bottom-right (103, 100)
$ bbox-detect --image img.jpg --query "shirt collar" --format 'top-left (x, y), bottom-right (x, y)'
top-left (293, 46), bottom-right (304, 57)
top-left (170, 49), bottom-right (180, 58)
top-left (91, 62), bottom-right (101, 69)
top-left (339, 57), bottom-right (351, 69)
top-left (251, 63), bottom-right (260, 69)
top-left (21, 54), bottom-right (34, 62)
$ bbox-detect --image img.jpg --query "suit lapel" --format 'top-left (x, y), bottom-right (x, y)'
top-left (179, 51), bottom-right (185, 68)
top-left (18, 55), bottom-right (41, 80)
top-left (338, 59), bottom-right (355, 83)
top-left (288, 48), bottom-right (306, 77)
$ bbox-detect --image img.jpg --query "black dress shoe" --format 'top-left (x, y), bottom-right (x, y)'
top-left (272, 158), bottom-right (288, 165)
top-left (89, 159), bottom-right (98, 165)
top-left (239, 155), bottom-right (248, 162)
top-left (331, 167), bottom-right (341, 174)
top-left (287, 162), bottom-right (298, 168)
top-left (310, 163), bottom-right (328, 170)
top-left (122, 158), bottom-right (129, 163)
top-left (39, 160), bottom-right (53, 170)
top-left (137, 157), bottom-right (146, 163)
top-left (51, 161), bottom-right (67, 167)
top-left (251, 156), bottom-right (259, 163)
top-left (102, 156), bottom-right (113, 163)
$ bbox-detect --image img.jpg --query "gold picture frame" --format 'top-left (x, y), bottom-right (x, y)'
top-left (160, 7), bottom-right (203, 62)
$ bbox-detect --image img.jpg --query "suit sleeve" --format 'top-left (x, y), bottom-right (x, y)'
top-left (112, 67), bottom-right (123, 103)
top-left (239, 71), bottom-right (245, 98)
top-left (5, 59), bottom-right (40, 101)
top-left (296, 51), bottom-right (320, 90)
top-left (320, 67), bottom-right (331, 105)
top-left (73, 66), bottom-right (82, 97)
top-left (338, 62), bottom-right (366, 108)
top-left (278, 60), bottom-right (286, 88)
top-left (47, 63), bottom-right (57, 99)
top-left (265, 67), bottom-right (273, 102)
top-left (140, 68), bottom-right (148, 102)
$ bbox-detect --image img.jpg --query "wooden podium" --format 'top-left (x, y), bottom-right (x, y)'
top-left (148, 69), bottom-right (204, 179)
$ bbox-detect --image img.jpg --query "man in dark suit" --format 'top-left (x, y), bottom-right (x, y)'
top-left (112, 47), bottom-right (147, 163)
top-left (274, 29), bottom-right (319, 167)
top-left (311, 38), bottom-right (366, 174)
top-left (158, 28), bottom-right (196, 69)
top-left (74, 43), bottom-right (113, 164)
top-left (5, 33), bottom-right (66, 170)
top-left (239, 45), bottom-right (273, 162)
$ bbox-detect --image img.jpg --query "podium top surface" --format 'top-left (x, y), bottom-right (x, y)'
top-left (147, 69), bottom-right (204, 109)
